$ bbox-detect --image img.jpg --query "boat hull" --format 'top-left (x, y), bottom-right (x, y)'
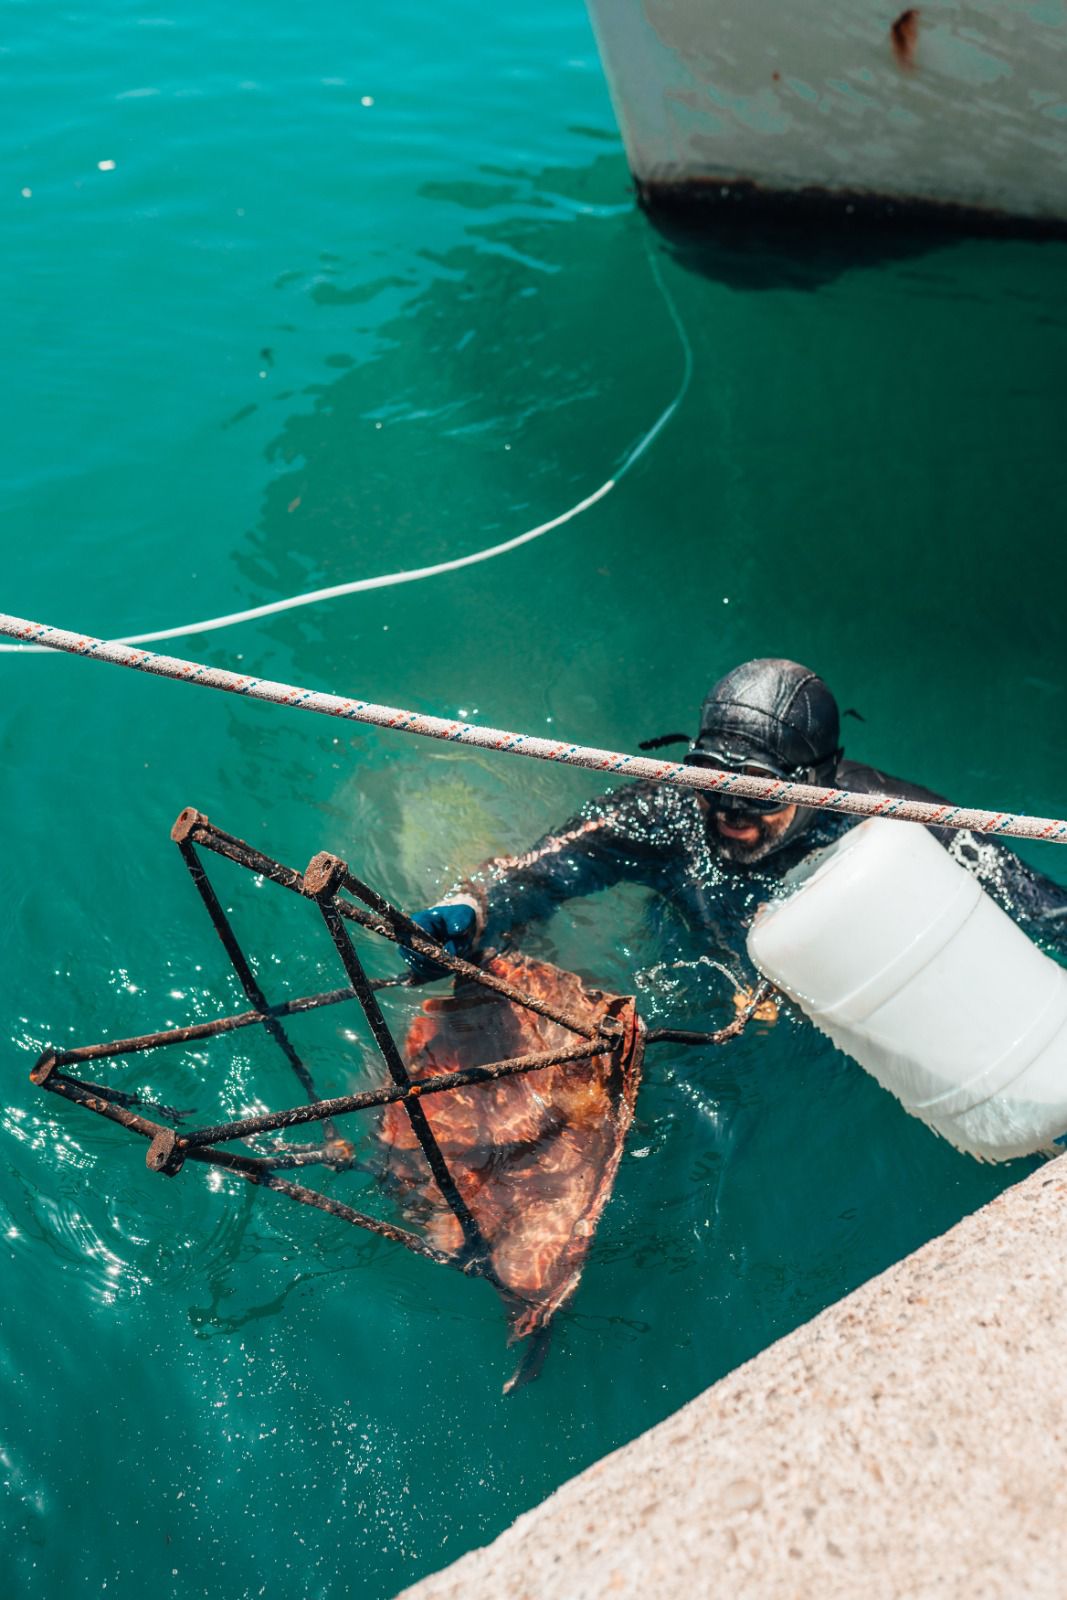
top-left (585, 0), bottom-right (1067, 230)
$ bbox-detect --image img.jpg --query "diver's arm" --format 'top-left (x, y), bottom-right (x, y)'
top-left (839, 760), bottom-right (1067, 955)
top-left (835, 759), bottom-right (949, 810)
top-left (456, 781), bottom-right (675, 949)
top-left (947, 833), bottom-right (1067, 956)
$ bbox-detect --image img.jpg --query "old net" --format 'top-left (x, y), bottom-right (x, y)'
top-left (377, 954), bottom-right (645, 1356)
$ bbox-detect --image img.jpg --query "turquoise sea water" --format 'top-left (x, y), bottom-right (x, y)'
top-left (3, 5), bottom-right (1067, 1596)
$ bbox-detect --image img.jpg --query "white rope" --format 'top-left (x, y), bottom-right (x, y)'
top-left (0, 252), bottom-right (693, 654)
top-left (0, 483), bottom-right (616, 652)
top-left (0, 613), bottom-right (1064, 845)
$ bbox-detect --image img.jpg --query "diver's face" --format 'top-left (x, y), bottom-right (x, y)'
top-left (706, 802), bottom-right (798, 864)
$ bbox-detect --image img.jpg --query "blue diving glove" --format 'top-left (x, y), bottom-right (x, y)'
top-left (400, 902), bottom-right (478, 983)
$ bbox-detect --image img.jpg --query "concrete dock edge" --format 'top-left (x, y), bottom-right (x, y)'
top-left (398, 1161), bottom-right (1067, 1599)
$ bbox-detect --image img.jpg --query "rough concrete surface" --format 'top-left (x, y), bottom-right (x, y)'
top-left (399, 1163), bottom-right (1067, 1600)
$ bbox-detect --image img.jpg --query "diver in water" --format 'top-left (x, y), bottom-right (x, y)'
top-left (402, 658), bottom-right (1067, 982)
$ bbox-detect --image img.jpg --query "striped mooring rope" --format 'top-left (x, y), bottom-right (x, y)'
top-left (0, 613), bottom-right (1064, 845)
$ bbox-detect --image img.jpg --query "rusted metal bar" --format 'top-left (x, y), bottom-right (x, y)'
top-left (336, 862), bottom-right (602, 1039)
top-left (173, 809), bottom-right (308, 891)
top-left (172, 812), bottom-right (337, 1139)
top-left (32, 1066), bottom-right (170, 1139)
top-left (645, 980), bottom-right (776, 1046)
top-left (174, 1038), bottom-right (605, 1148)
top-left (187, 1144), bottom-right (455, 1265)
top-left (239, 1170), bottom-right (457, 1268)
top-left (245, 1140), bottom-right (363, 1173)
top-left (182, 810), bottom-right (598, 1039)
top-left (646, 1026), bottom-right (746, 1045)
top-left (47, 979), bottom-right (405, 1072)
top-left (49, 988), bottom-right (349, 1069)
top-left (305, 849), bottom-right (494, 1272)
top-left (31, 1069), bottom-right (192, 1122)
top-left (32, 1066), bottom-right (456, 1268)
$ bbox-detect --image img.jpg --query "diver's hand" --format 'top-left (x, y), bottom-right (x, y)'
top-left (400, 903), bottom-right (477, 983)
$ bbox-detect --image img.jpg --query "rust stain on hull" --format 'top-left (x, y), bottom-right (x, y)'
top-left (891, 8), bottom-right (921, 71)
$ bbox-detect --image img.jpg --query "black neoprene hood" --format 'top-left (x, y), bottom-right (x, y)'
top-left (694, 659), bottom-right (842, 777)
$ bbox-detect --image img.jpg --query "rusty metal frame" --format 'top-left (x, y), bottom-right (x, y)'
top-left (30, 806), bottom-right (770, 1286)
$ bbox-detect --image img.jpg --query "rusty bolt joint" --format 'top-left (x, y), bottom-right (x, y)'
top-left (30, 1053), bottom-right (59, 1087)
top-left (303, 851), bottom-right (349, 900)
top-left (170, 806), bottom-right (208, 844)
top-left (146, 1128), bottom-right (187, 1177)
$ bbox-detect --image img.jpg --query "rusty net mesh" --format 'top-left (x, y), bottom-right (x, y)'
top-left (377, 955), bottom-right (644, 1343)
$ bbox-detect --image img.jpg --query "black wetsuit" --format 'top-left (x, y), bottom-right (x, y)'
top-left (463, 762), bottom-right (1067, 975)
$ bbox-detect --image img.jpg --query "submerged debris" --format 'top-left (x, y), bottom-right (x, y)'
top-left (29, 807), bottom-right (766, 1391)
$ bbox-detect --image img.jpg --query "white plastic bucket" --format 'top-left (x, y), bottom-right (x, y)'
top-left (746, 818), bottom-right (1067, 1160)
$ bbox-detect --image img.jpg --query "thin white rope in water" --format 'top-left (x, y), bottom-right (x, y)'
top-left (1, 251), bottom-right (693, 654)
top-left (1, 612), bottom-right (1064, 845)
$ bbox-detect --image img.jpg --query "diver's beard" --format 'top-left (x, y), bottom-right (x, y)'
top-left (711, 809), bottom-right (796, 865)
